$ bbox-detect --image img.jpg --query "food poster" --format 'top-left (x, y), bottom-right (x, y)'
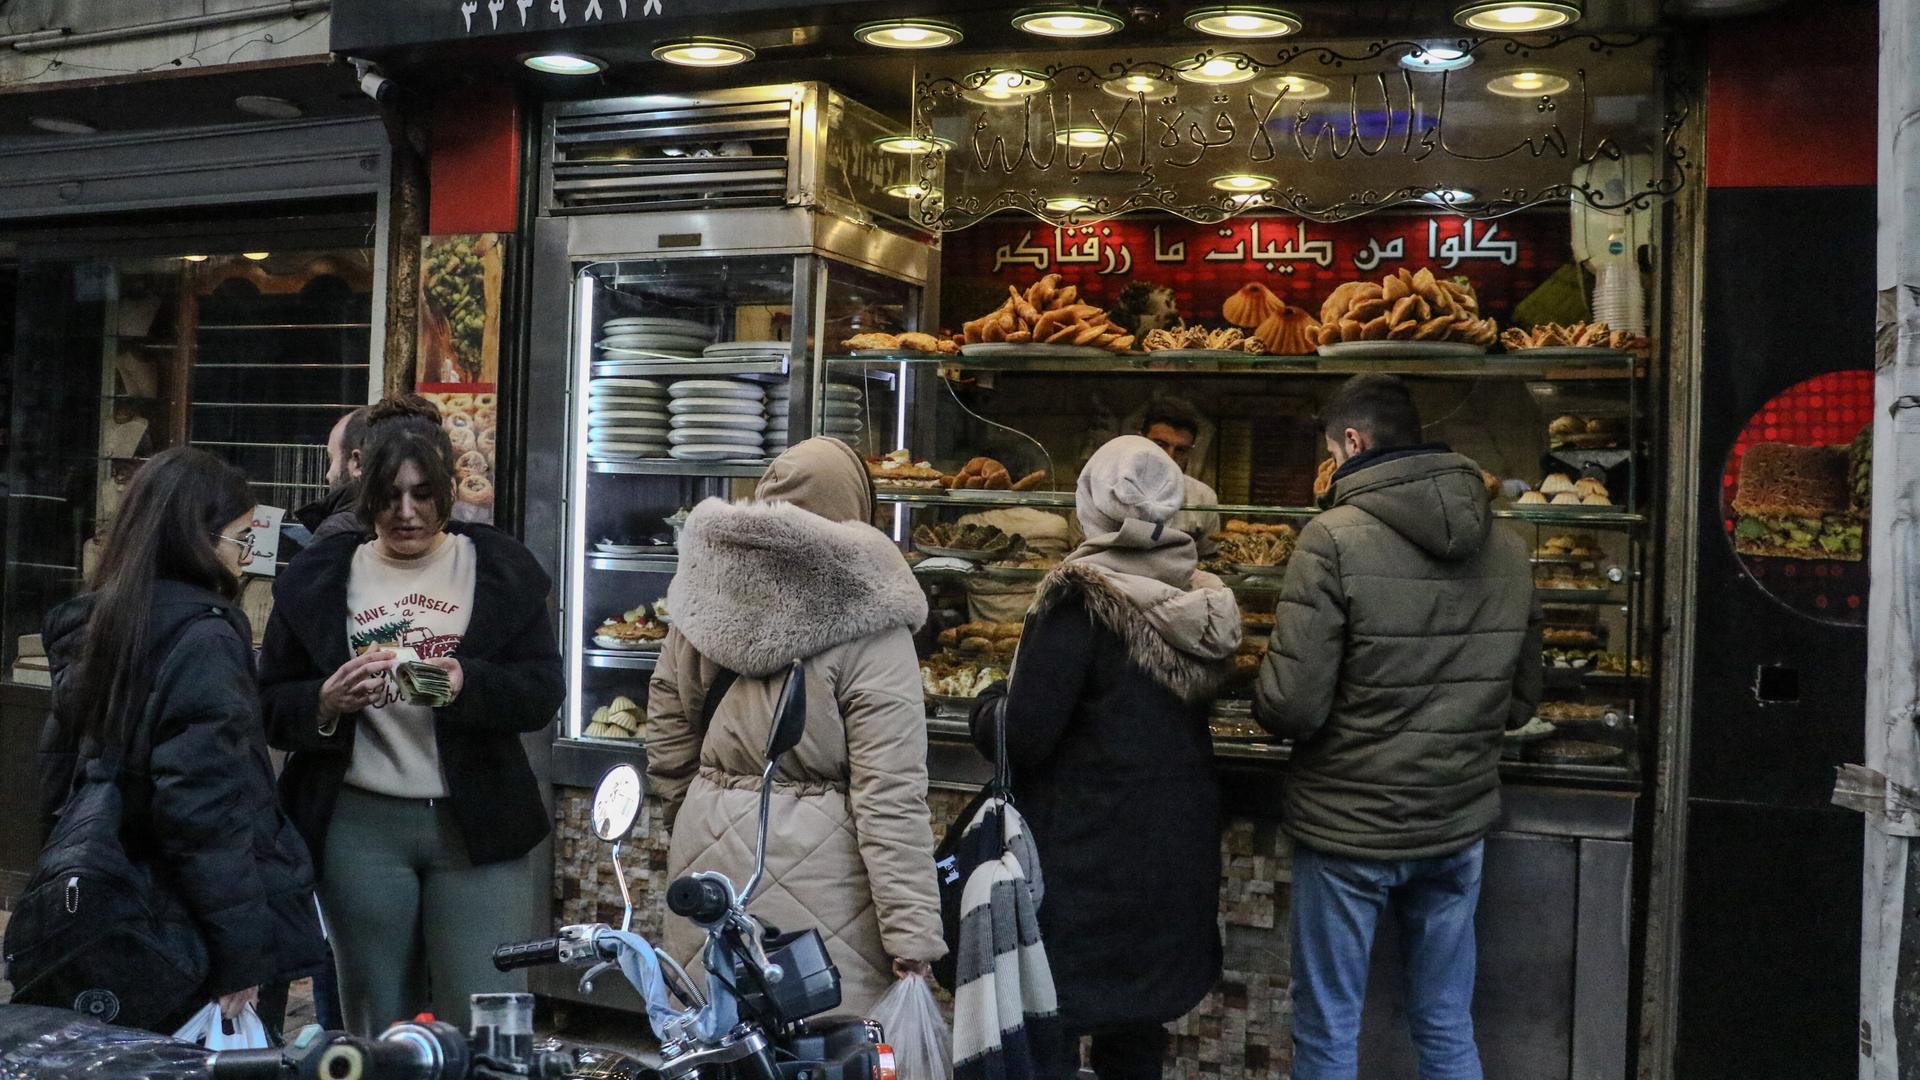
top-left (938, 213), bottom-right (1571, 340)
top-left (417, 233), bottom-right (505, 524)
top-left (1719, 369), bottom-right (1872, 625)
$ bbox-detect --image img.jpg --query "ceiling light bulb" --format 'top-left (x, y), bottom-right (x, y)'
top-left (523, 52), bottom-right (606, 75)
top-left (242, 252), bottom-right (271, 261)
top-left (876, 135), bottom-right (952, 154)
top-left (1056, 128), bottom-right (1121, 148)
top-left (1488, 70), bottom-right (1571, 96)
top-left (1260, 73), bottom-right (1332, 100)
top-left (1452, 1), bottom-right (1581, 32)
top-left (652, 38), bottom-right (755, 67)
top-left (1399, 45), bottom-right (1475, 72)
top-left (1179, 55), bottom-right (1257, 84)
top-left (964, 69), bottom-right (1049, 104)
top-left (181, 255), bottom-right (209, 263)
top-left (1103, 73), bottom-right (1177, 99)
top-left (1013, 7), bottom-right (1125, 38)
top-left (855, 19), bottom-right (963, 49)
top-left (1045, 196), bottom-right (1095, 212)
top-left (1184, 6), bottom-right (1304, 39)
top-left (886, 183), bottom-right (933, 199)
top-left (1212, 173), bottom-right (1275, 193)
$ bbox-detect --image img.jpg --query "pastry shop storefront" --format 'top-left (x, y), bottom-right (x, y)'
top-left (327, 2), bottom-right (1788, 1076)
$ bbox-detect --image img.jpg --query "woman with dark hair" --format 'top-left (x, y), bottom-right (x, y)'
top-left (259, 399), bottom-right (563, 1035)
top-left (35, 446), bottom-right (326, 1030)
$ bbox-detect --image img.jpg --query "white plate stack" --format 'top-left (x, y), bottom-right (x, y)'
top-left (764, 380), bottom-right (865, 455)
top-left (702, 340), bottom-right (792, 364)
top-left (588, 378), bottom-right (671, 459)
top-left (666, 379), bottom-right (768, 463)
top-left (599, 316), bottom-right (715, 360)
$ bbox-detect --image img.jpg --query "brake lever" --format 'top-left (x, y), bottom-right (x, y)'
top-left (732, 912), bottom-right (784, 986)
top-left (579, 958), bottom-right (618, 995)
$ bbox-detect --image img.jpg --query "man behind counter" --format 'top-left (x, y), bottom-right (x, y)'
top-left (1141, 408), bottom-right (1220, 557)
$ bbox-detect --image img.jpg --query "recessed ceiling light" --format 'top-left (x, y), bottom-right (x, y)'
top-left (1177, 54), bottom-right (1258, 84)
top-left (886, 183), bottom-right (934, 199)
top-left (963, 69), bottom-right (1050, 105)
top-left (652, 38), bottom-right (754, 67)
top-left (1185, 6), bottom-right (1303, 39)
top-left (29, 116), bottom-right (95, 135)
top-left (1487, 70), bottom-right (1571, 96)
top-left (180, 255), bottom-right (209, 263)
top-left (242, 251), bottom-right (272, 261)
top-left (1013, 7), bottom-right (1125, 38)
top-left (854, 19), bottom-right (962, 49)
top-left (1418, 188), bottom-right (1477, 205)
top-left (1258, 73), bottom-right (1332, 100)
top-left (1055, 127), bottom-right (1123, 148)
top-left (875, 135), bottom-right (954, 154)
top-left (1399, 45), bottom-right (1475, 72)
top-left (1453, 1), bottom-right (1581, 32)
top-left (1102, 72), bottom-right (1178, 99)
top-left (234, 95), bottom-right (303, 119)
top-left (1212, 173), bottom-right (1276, 193)
top-left (1045, 196), bottom-right (1097, 213)
top-left (523, 52), bottom-right (606, 75)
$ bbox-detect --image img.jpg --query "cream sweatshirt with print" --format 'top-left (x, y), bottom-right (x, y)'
top-left (343, 534), bottom-right (476, 798)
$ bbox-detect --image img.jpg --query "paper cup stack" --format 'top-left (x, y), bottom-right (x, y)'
top-left (764, 380), bottom-right (865, 455)
top-left (667, 379), bottom-right (768, 463)
top-left (587, 377), bottom-right (671, 459)
top-left (598, 316), bottom-right (714, 360)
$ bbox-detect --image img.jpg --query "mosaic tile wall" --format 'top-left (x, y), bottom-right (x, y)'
top-left (552, 785), bottom-right (1298, 1077)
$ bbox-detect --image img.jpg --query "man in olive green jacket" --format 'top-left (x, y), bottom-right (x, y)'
top-left (1254, 374), bottom-right (1541, 1080)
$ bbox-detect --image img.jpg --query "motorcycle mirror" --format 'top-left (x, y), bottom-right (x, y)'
top-left (764, 660), bottom-right (807, 762)
top-left (591, 764), bottom-right (644, 842)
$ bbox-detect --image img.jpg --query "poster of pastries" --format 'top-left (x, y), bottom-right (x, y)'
top-left (417, 233), bottom-right (504, 385)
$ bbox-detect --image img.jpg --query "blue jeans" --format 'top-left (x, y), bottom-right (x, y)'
top-left (1289, 840), bottom-right (1485, 1080)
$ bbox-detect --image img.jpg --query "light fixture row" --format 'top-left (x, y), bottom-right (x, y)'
top-left (520, 3), bottom-right (1583, 75)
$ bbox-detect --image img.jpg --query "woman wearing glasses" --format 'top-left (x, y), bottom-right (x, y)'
top-left (259, 397), bottom-right (563, 1035)
top-left (33, 446), bottom-right (326, 1031)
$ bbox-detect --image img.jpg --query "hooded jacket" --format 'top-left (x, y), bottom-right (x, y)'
top-left (258, 522), bottom-right (563, 869)
top-left (646, 438), bottom-right (945, 1014)
top-left (38, 580), bottom-right (327, 997)
top-left (969, 436), bottom-right (1241, 1027)
top-left (1254, 450), bottom-right (1543, 860)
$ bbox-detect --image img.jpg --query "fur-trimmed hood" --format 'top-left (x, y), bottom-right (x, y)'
top-left (1032, 562), bottom-right (1240, 703)
top-left (667, 497), bottom-right (928, 677)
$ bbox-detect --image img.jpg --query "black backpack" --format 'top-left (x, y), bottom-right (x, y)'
top-left (3, 653), bottom-right (211, 1031)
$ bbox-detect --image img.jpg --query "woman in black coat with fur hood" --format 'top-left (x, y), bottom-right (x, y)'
top-left (971, 436), bottom-right (1242, 1080)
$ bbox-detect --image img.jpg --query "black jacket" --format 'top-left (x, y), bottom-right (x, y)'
top-left (39, 581), bottom-right (328, 995)
top-left (258, 523), bottom-right (563, 869)
top-left (291, 483), bottom-right (365, 546)
top-left (969, 573), bottom-right (1226, 1027)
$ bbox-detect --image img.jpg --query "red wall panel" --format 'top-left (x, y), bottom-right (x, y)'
top-left (1706, 4), bottom-right (1876, 188)
top-left (428, 84), bottom-right (521, 234)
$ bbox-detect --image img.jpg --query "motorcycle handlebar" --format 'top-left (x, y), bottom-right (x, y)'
top-left (210, 1036), bottom-right (439, 1080)
top-left (492, 936), bottom-right (563, 971)
top-left (667, 875), bottom-right (731, 924)
top-left (206, 1049), bottom-right (285, 1080)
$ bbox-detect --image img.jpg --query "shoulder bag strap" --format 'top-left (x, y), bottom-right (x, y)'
top-left (696, 667), bottom-right (742, 738)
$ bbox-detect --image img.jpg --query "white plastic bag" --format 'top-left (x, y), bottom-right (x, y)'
top-left (868, 973), bottom-right (952, 1080)
top-left (172, 1001), bottom-right (271, 1050)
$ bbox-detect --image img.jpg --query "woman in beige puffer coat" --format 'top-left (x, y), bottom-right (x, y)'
top-left (646, 437), bottom-right (946, 1012)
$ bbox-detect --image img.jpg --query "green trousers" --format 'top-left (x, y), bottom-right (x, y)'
top-left (319, 785), bottom-right (536, 1035)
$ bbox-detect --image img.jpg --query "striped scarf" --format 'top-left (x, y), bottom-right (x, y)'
top-left (951, 795), bottom-right (1062, 1079)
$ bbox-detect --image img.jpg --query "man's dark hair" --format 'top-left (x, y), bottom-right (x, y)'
top-left (1321, 374), bottom-right (1422, 449)
top-left (338, 406), bottom-right (372, 459)
top-left (357, 407), bottom-right (456, 528)
top-left (1141, 407), bottom-right (1200, 439)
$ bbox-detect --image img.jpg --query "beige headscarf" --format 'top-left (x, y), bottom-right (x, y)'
top-left (754, 437), bottom-right (872, 524)
top-left (1061, 436), bottom-right (1241, 662)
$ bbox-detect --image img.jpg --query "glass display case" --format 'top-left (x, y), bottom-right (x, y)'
top-left (3, 243), bottom-right (377, 682)
top-left (559, 250), bottom-right (923, 743)
top-left (824, 345), bottom-right (1652, 784)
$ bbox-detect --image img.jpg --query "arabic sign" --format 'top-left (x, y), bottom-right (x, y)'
top-left (910, 35), bottom-right (1685, 229)
top-left (329, 0), bottom-right (891, 50)
top-left (939, 212), bottom-right (1567, 336)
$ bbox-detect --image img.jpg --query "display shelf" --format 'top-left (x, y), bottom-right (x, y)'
top-left (590, 458), bottom-right (769, 478)
top-left (824, 351), bottom-right (1637, 379)
top-left (592, 358), bottom-right (789, 379)
top-left (198, 322), bottom-right (373, 331)
top-left (880, 488), bottom-right (1646, 527)
top-left (1536, 588), bottom-right (1624, 606)
top-left (1544, 668), bottom-right (1648, 691)
top-left (584, 649), bottom-right (659, 671)
top-left (587, 554), bottom-right (678, 572)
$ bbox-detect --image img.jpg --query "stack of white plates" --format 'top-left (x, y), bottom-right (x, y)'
top-left (588, 378), bottom-right (671, 459)
top-left (666, 379), bottom-right (768, 463)
top-left (764, 380), bottom-right (864, 454)
top-left (599, 316), bottom-right (715, 360)
top-left (702, 340), bottom-right (792, 362)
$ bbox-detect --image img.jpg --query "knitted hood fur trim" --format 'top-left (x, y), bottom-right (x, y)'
top-left (1032, 563), bottom-right (1235, 704)
top-left (667, 496), bottom-right (928, 677)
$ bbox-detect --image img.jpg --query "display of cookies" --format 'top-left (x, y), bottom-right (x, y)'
top-left (914, 522), bottom-right (1025, 559)
top-left (1548, 414), bottom-right (1626, 450)
top-left (1315, 267), bottom-right (1497, 348)
top-left (921, 651), bottom-right (1008, 698)
top-left (1142, 322), bottom-right (1266, 355)
top-left (1532, 472), bottom-right (1613, 507)
top-left (959, 273), bottom-right (1136, 353)
top-left (1500, 321), bottom-right (1648, 353)
top-left (843, 331), bottom-right (960, 355)
top-left (1211, 520), bottom-right (1297, 567)
top-left (584, 694), bottom-right (643, 740)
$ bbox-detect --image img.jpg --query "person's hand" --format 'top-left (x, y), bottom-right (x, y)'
top-left (318, 650), bottom-right (395, 723)
top-left (218, 985), bottom-right (259, 1020)
top-left (423, 656), bottom-right (464, 699)
top-left (891, 957), bottom-right (931, 979)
